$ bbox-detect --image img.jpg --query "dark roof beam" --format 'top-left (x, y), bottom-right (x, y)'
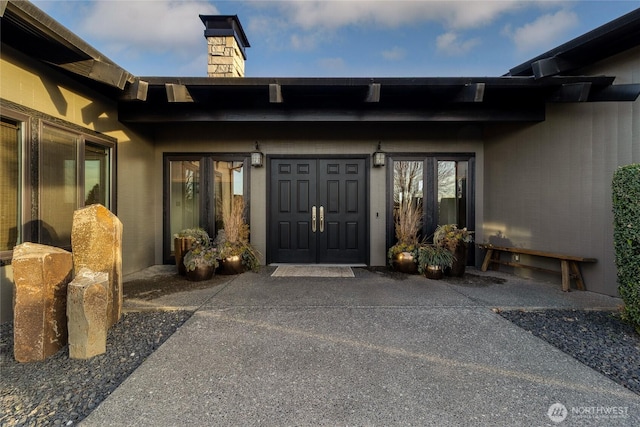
top-left (269, 84), bottom-right (283, 103)
top-left (121, 79), bottom-right (149, 101)
top-left (165, 84), bottom-right (194, 103)
top-left (549, 82), bottom-right (592, 102)
top-left (530, 56), bottom-right (575, 79)
top-left (365, 83), bottom-right (381, 103)
top-left (453, 83), bottom-right (485, 102)
top-left (588, 84), bottom-right (640, 102)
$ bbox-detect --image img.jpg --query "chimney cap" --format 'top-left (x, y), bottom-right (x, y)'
top-left (200, 15), bottom-right (250, 58)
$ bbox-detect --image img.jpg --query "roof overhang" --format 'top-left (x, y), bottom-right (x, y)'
top-left (118, 76), bottom-right (640, 123)
top-left (0, 0), bottom-right (139, 94)
top-left (509, 8), bottom-right (640, 78)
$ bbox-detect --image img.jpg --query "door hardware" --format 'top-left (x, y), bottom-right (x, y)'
top-left (312, 205), bottom-right (317, 233)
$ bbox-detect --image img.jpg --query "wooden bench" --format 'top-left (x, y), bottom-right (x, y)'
top-left (477, 244), bottom-right (597, 291)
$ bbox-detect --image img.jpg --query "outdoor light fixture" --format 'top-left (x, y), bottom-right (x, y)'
top-left (373, 142), bottom-right (386, 167)
top-left (251, 142), bottom-right (264, 167)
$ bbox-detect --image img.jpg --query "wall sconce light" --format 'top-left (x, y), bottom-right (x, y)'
top-left (251, 142), bottom-right (264, 167)
top-left (373, 142), bottom-right (386, 167)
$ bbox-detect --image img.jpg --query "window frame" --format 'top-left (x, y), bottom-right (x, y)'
top-left (386, 153), bottom-right (476, 261)
top-left (163, 153), bottom-right (251, 264)
top-left (0, 101), bottom-right (116, 262)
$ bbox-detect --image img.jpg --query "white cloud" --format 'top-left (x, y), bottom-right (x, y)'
top-left (275, 0), bottom-right (525, 31)
top-left (504, 9), bottom-right (579, 53)
top-left (436, 32), bottom-right (480, 56)
top-left (381, 46), bottom-right (407, 61)
top-left (248, 1), bottom-right (530, 54)
top-left (78, 0), bottom-right (218, 57)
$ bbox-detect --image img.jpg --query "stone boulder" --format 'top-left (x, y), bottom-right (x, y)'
top-left (71, 204), bottom-right (123, 329)
top-left (67, 268), bottom-right (108, 359)
top-left (12, 242), bottom-right (72, 363)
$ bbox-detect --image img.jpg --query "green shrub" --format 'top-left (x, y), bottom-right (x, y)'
top-left (612, 164), bottom-right (640, 332)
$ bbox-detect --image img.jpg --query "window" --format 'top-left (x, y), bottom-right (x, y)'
top-left (85, 144), bottom-right (111, 207)
top-left (38, 125), bottom-right (113, 248)
top-left (1, 118), bottom-right (21, 253)
top-left (1, 103), bottom-right (115, 257)
top-left (39, 125), bottom-right (79, 246)
top-left (389, 155), bottom-right (475, 261)
top-left (164, 155), bottom-right (248, 262)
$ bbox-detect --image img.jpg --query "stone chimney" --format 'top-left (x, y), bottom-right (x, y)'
top-left (200, 15), bottom-right (250, 78)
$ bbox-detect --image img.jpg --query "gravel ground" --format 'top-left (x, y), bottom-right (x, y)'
top-left (1, 310), bottom-right (192, 427)
top-left (500, 309), bottom-right (640, 395)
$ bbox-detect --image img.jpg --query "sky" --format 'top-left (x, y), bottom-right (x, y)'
top-left (32, 0), bottom-right (640, 78)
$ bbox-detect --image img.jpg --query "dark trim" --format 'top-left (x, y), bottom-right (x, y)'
top-left (2, 0), bottom-right (134, 89)
top-left (509, 8), bottom-right (640, 77)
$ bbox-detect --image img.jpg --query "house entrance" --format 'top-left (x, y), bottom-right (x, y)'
top-left (268, 158), bottom-right (367, 264)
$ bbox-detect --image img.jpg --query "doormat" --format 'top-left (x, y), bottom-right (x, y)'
top-left (271, 266), bottom-right (355, 278)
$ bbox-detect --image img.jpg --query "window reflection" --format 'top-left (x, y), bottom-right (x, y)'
top-left (437, 160), bottom-right (468, 228)
top-left (169, 160), bottom-right (201, 254)
top-left (393, 161), bottom-right (424, 242)
top-left (215, 161), bottom-right (244, 233)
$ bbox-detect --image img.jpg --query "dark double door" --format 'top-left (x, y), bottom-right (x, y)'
top-left (269, 158), bottom-right (367, 264)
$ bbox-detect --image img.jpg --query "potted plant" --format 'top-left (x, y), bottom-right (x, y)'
top-left (183, 242), bottom-right (219, 281)
top-left (388, 197), bottom-right (422, 274)
top-left (174, 228), bottom-right (210, 275)
top-left (417, 244), bottom-right (455, 280)
top-left (434, 224), bottom-right (474, 277)
top-left (214, 197), bottom-right (260, 274)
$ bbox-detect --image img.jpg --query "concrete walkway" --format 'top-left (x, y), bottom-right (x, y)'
top-left (82, 267), bottom-right (638, 426)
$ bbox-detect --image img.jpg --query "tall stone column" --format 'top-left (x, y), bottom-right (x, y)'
top-left (71, 204), bottom-right (123, 329)
top-left (12, 242), bottom-right (72, 362)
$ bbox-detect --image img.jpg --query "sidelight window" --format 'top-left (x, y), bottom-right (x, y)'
top-left (164, 156), bottom-right (248, 262)
top-left (389, 155), bottom-right (474, 250)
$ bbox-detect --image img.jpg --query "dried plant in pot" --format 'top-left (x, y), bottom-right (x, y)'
top-left (174, 228), bottom-right (210, 275)
top-left (388, 199), bottom-right (422, 274)
top-left (417, 245), bottom-right (455, 280)
top-left (434, 224), bottom-right (474, 277)
top-left (214, 197), bottom-right (260, 274)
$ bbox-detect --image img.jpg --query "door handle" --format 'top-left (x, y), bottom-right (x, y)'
top-left (312, 206), bottom-right (317, 233)
top-left (320, 205), bottom-right (324, 233)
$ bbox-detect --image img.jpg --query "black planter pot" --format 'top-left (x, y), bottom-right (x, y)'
top-left (447, 243), bottom-right (468, 277)
top-left (185, 265), bottom-right (215, 281)
top-left (218, 256), bottom-right (247, 275)
top-left (174, 237), bottom-right (193, 276)
top-left (392, 252), bottom-right (419, 274)
top-left (424, 265), bottom-right (444, 280)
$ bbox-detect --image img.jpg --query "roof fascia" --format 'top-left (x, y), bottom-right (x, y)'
top-left (3, 0), bottom-right (134, 90)
top-left (508, 8), bottom-right (640, 77)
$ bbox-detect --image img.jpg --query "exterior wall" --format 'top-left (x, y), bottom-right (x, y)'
top-left (0, 45), bottom-right (156, 322)
top-left (152, 122), bottom-right (483, 267)
top-left (483, 46), bottom-right (640, 296)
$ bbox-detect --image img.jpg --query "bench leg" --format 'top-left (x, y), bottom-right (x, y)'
top-left (561, 260), bottom-right (571, 292)
top-left (481, 249), bottom-right (494, 271)
top-left (570, 262), bottom-right (586, 291)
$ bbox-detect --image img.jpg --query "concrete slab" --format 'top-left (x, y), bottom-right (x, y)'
top-left (82, 266), bottom-right (636, 426)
